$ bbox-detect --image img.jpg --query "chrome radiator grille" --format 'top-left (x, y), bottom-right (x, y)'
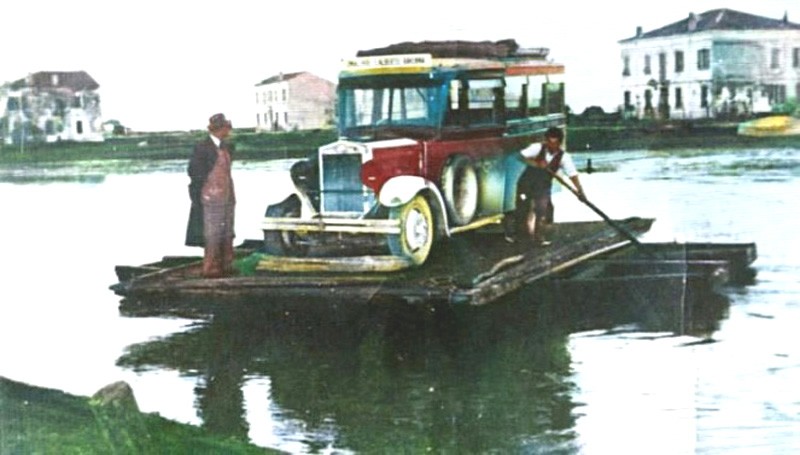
top-left (320, 153), bottom-right (366, 214)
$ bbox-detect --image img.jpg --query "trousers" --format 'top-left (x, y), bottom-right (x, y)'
top-left (202, 200), bottom-right (235, 277)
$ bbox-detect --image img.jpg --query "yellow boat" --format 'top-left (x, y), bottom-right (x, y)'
top-left (737, 115), bottom-right (800, 136)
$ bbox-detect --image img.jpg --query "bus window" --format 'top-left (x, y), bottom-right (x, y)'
top-left (527, 75), bottom-right (545, 115)
top-left (544, 82), bottom-right (565, 114)
top-left (505, 76), bottom-right (528, 119)
top-left (466, 78), bottom-right (504, 126)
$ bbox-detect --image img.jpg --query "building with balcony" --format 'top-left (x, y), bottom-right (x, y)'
top-left (619, 9), bottom-right (800, 120)
top-left (254, 72), bottom-right (336, 132)
top-left (1, 71), bottom-right (104, 145)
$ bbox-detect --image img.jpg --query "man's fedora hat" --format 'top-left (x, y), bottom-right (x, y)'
top-left (208, 113), bottom-right (232, 131)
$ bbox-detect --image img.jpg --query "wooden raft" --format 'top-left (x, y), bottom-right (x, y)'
top-left (111, 218), bottom-right (657, 313)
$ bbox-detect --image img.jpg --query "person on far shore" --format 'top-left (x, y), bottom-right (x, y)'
top-left (185, 113), bottom-right (236, 278)
top-left (504, 126), bottom-right (585, 246)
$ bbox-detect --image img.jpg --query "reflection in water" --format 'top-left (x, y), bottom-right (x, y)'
top-left (2, 150), bottom-right (794, 452)
top-left (117, 282), bottom-right (729, 452)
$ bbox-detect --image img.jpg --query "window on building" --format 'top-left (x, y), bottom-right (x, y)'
top-left (766, 84), bottom-right (787, 103)
top-left (674, 51), bottom-right (684, 73)
top-left (771, 48), bottom-right (781, 69)
top-left (624, 91), bottom-right (632, 109)
top-left (658, 53), bottom-right (667, 80)
top-left (622, 55), bottom-right (630, 76)
top-left (282, 89), bottom-right (287, 102)
top-left (675, 87), bottom-right (683, 109)
top-left (697, 49), bottom-right (710, 70)
top-left (701, 85), bottom-right (709, 108)
top-left (793, 48), bottom-right (800, 68)
top-left (284, 112), bottom-right (289, 124)
top-left (644, 55), bottom-right (651, 75)
top-left (644, 90), bottom-right (653, 109)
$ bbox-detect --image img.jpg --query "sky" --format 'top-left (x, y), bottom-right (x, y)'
top-left (3, 0), bottom-right (799, 132)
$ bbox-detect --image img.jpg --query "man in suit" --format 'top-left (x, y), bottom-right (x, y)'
top-left (186, 113), bottom-right (236, 277)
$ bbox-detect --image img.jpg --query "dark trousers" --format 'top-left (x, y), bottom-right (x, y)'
top-left (508, 194), bottom-right (551, 235)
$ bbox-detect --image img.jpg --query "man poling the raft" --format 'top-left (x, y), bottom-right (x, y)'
top-left (505, 127), bottom-right (585, 246)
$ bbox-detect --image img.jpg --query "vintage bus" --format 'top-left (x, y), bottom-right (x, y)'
top-left (262, 40), bottom-right (566, 266)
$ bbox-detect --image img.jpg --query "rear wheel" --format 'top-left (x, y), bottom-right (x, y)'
top-left (387, 194), bottom-right (435, 266)
top-left (441, 155), bottom-right (479, 226)
top-left (263, 196), bottom-right (308, 257)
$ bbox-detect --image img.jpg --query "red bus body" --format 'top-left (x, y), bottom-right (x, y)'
top-left (263, 40), bottom-right (566, 265)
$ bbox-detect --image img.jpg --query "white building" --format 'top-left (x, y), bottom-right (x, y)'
top-left (254, 72), bottom-right (336, 132)
top-left (1, 71), bottom-right (104, 145)
top-left (619, 9), bottom-right (800, 120)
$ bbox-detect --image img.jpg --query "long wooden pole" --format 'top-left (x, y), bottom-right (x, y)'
top-left (547, 168), bottom-right (652, 255)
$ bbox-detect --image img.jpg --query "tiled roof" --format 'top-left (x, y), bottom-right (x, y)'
top-left (11, 71), bottom-right (99, 91)
top-left (621, 9), bottom-right (800, 42)
top-left (255, 72), bottom-right (305, 86)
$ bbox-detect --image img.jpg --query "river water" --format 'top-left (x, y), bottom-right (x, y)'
top-left (0, 148), bottom-right (798, 453)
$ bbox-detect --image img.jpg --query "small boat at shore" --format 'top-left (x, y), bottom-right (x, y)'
top-left (737, 115), bottom-right (800, 137)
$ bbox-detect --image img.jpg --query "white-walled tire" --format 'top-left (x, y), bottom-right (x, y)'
top-left (387, 194), bottom-right (435, 265)
top-left (441, 155), bottom-right (479, 226)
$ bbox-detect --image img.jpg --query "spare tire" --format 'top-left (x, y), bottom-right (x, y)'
top-left (440, 155), bottom-right (479, 226)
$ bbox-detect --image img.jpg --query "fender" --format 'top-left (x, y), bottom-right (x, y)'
top-left (264, 188), bottom-right (318, 219)
top-left (378, 175), bottom-right (450, 227)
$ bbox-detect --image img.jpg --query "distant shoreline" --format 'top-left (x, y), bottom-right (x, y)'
top-left (569, 122), bottom-right (799, 151)
top-left (0, 123), bottom-right (797, 166)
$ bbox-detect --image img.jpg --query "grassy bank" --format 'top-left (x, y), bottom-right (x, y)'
top-left (0, 376), bottom-right (274, 453)
top-left (0, 129), bottom-right (337, 165)
top-left (0, 122), bottom-right (796, 166)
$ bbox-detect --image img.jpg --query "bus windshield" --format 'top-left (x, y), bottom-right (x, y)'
top-left (339, 80), bottom-right (445, 137)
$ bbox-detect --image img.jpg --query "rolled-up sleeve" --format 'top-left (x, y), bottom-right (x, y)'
top-left (559, 152), bottom-right (579, 177)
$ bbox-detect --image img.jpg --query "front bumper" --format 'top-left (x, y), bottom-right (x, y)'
top-left (262, 217), bottom-right (401, 235)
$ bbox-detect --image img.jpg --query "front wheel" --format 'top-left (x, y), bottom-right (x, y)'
top-left (263, 196), bottom-right (308, 257)
top-left (387, 194), bottom-right (435, 266)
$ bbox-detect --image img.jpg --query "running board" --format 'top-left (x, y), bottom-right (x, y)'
top-left (257, 254), bottom-right (413, 273)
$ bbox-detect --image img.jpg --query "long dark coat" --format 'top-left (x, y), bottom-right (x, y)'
top-left (185, 136), bottom-right (221, 246)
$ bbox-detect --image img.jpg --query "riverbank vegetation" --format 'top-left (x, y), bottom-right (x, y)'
top-left (0, 376), bottom-right (273, 453)
top-left (0, 120), bottom-right (796, 166)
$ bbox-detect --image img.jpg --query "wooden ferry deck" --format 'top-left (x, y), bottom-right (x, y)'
top-left (111, 217), bottom-right (757, 317)
top-left (112, 218), bottom-right (651, 307)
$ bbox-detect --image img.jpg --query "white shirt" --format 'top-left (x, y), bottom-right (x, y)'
top-left (209, 134), bottom-right (221, 148)
top-left (520, 144), bottom-right (579, 178)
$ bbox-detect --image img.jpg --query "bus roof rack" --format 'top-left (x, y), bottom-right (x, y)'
top-left (356, 39), bottom-right (549, 60)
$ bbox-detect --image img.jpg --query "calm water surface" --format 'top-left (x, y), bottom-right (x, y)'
top-left (0, 148), bottom-right (798, 453)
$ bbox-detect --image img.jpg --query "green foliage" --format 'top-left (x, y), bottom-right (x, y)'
top-left (0, 128), bottom-right (337, 165)
top-left (233, 252), bottom-right (265, 277)
top-left (0, 376), bottom-right (273, 454)
top-left (770, 98), bottom-right (799, 116)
